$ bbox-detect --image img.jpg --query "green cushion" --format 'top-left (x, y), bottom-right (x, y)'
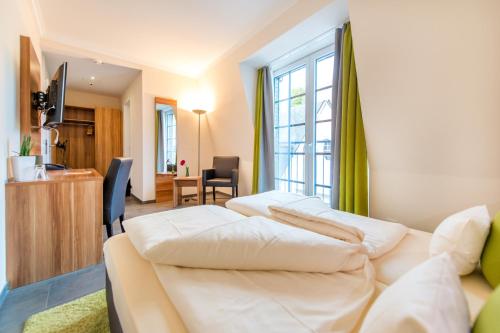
top-left (473, 285), bottom-right (500, 333)
top-left (481, 212), bottom-right (500, 288)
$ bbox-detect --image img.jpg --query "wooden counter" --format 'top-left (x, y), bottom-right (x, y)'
top-left (6, 169), bottom-right (103, 288)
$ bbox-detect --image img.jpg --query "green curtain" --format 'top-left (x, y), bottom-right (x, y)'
top-left (252, 69), bottom-right (264, 194)
top-left (338, 23), bottom-right (369, 216)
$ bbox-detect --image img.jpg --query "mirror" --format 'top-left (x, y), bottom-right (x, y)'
top-left (155, 97), bottom-right (177, 174)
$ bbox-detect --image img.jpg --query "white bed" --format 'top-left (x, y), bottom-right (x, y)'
top-left (104, 192), bottom-right (493, 332)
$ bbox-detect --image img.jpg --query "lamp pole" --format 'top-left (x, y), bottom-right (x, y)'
top-left (192, 109), bottom-right (207, 176)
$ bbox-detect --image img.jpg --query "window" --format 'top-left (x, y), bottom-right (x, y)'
top-left (163, 108), bottom-right (176, 166)
top-left (273, 47), bottom-right (335, 203)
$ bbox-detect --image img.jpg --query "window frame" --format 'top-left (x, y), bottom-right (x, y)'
top-left (272, 45), bottom-right (335, 199)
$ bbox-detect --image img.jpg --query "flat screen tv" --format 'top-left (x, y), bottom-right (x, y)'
top-left (43, 62), bottom-right (67, 128)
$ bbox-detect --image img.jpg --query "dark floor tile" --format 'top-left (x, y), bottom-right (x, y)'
top-left (47, 265), bottom-right (105, 306)
top-left (1, 320), bottom-right (23, 333)
top-left (0, 284), bottom-right (49, 328)
top-left (47, 266), bottom-right (105, 308)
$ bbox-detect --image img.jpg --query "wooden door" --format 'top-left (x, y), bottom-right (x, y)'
top-left (95, 107), bottom-right (123, 176)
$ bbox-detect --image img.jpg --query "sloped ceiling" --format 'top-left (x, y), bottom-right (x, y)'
top-left (35, 0), bottom-right (298, 77)
top-left (350, 0), bottom-right (500, 230)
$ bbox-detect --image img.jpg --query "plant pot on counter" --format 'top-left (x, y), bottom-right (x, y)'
top-left (11, 156), bottom-right (36, 181)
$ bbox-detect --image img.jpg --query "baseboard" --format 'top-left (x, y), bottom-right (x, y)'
top-left (132, 190), bottom-right (232, 205)
top-left (0, 282), bottom-right (9, 309)
top-left (130, 194), bottom-right (156, 204)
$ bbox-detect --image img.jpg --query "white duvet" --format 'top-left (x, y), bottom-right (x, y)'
top-left (124, 205), bottom-right (376, 333)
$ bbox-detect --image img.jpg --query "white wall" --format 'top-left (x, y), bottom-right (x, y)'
top-left (140, 67), bottom-right (201, 201)
top-left (65, 89), bottom-right (121, 109)
top-left (349, 0), bottom-right (500, 231)
top-left (120, 67), bottom-right (201, 201)
top-left (0, 0), bottom-right (45, 291)
top-left (121, 73), bottom-right (143, 200)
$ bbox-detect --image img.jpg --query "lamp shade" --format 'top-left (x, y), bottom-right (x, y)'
top-left (192, 109), bottom-right (207, 115)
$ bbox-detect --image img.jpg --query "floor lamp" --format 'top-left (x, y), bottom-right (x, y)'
top-left (192, 109), bottom-right (207, 175)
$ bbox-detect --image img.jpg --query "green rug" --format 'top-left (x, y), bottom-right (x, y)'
top-left (23, 290), bottom-right (110, 333)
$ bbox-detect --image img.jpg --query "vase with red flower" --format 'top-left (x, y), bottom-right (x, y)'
top-left (180, 159), bottom-right (190, 176)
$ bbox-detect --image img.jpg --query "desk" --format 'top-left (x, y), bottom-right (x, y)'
top-left (6, 169), bottom-right (103, 288)
top-left (173, 176), bottom-right (202, 208)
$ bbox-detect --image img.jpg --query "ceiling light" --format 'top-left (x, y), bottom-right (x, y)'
top-left (93, 59), bottom-right (103, 65)
top-left (90, 76), bottom-right (95, 80)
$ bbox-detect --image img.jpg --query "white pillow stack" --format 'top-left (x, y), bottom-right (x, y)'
top-left (360, 253), bottom-right (470, 333)
top-left (429, 205), bottom-right (491, 275)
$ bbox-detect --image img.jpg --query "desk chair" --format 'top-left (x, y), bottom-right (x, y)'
top-left (103, 158), bottom-right (133, 237)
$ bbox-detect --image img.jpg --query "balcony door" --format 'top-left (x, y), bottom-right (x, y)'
top-left (273, 47), bottom-right (335, 203)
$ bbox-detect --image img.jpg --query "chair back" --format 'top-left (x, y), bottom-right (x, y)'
top-left (213, 156), bottom-right (239, 178)
top-left (103, 158), bottom-right (133, 224)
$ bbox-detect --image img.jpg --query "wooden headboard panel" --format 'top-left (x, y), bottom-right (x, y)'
top-left (20, 35), bottom-right (41, 155)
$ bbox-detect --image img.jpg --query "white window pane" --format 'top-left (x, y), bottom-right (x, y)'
top-left (278, 100), bottom-right (289, 126)
top-left (277, 74), bottom-right (289, 100)
top-left (316, 55), bottom-right (334, 89)
top-left (290, 154), bottom-right (305, 182)
top-left (315, 155), bottom-right (331, 186)
top-left (316, 88), bottom-right (332, 121)
top-left (290, 67), bottom-right (306, 97)
top-left (290, 124), bottom-right (305, 146)
top-left (291, 142), bottom-right (305, 154)
top-left (290, 181), bottom-right (305, 195)
top-left (315, 185), bottom-right (331, 204)
top-left (315, 121), bottom-right (331, 153)
top-left (278, 180), bottom-right (288, 192)
top-left (276, 154), bottom-right (289, 180)
top-left (277, 127), bottom-right (289, 152)
top-left (290, 96), bottom-right (305, 124)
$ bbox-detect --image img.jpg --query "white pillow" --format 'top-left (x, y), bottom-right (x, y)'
top-left (360, 253), bottom-right (470, 333)
top-left (429, 205), bottom-right (491, 275)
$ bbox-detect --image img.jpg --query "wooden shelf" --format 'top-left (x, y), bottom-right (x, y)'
top-left (63, 118), bottom-right (95, 126)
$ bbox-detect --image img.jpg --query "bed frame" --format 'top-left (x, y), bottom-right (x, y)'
top-left (106, 271), bottom-right (123, 333)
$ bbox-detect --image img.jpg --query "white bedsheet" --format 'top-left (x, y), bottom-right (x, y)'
top-left (124, 204), bottom-right (376, 333)
top-left (153, 261), bottom-right (375, 333)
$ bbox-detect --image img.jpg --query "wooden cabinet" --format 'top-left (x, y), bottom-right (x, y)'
top-left (51, 106), bottom-right (123, 177)
top-left (156, 173), bottom-right (176, 204)
top-left (6, 169), bottom-right (103, 288)
top-left (51, 106), bottom-right (96, 168)
top-left (95, 107), bottom-right (123, 176)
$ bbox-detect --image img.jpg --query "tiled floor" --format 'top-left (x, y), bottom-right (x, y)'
top-left (0, 194), bottom-right (230, 333)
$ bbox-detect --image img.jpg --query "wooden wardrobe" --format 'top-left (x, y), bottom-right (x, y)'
top-left (52, 106), bottom-right (122, 176)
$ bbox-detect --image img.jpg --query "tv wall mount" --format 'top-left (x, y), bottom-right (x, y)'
top-left (32, 91), bottom-right (55, 115)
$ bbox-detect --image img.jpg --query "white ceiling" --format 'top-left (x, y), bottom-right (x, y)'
top-left (35, 0), bottom-right (298, 77)
top-left (44, 51), bottom-right (140, 96)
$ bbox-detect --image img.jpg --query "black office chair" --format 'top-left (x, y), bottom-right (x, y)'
top-left (103, 158), bottom-right (133, 238)
top-left (202, 156), bottom-right (239, 204)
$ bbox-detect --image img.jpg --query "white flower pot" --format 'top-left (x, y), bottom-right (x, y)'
top-left (11, 156), bottom-right (36, 181)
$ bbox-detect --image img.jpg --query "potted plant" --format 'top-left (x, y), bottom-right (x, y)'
top-left (11, 135), bottom-right (36, 181)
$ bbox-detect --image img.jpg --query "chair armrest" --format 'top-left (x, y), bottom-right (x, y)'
top-left (231, 169), bottom-right (239, 185)
top-left (202, 169), bottom-right (216, 184)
